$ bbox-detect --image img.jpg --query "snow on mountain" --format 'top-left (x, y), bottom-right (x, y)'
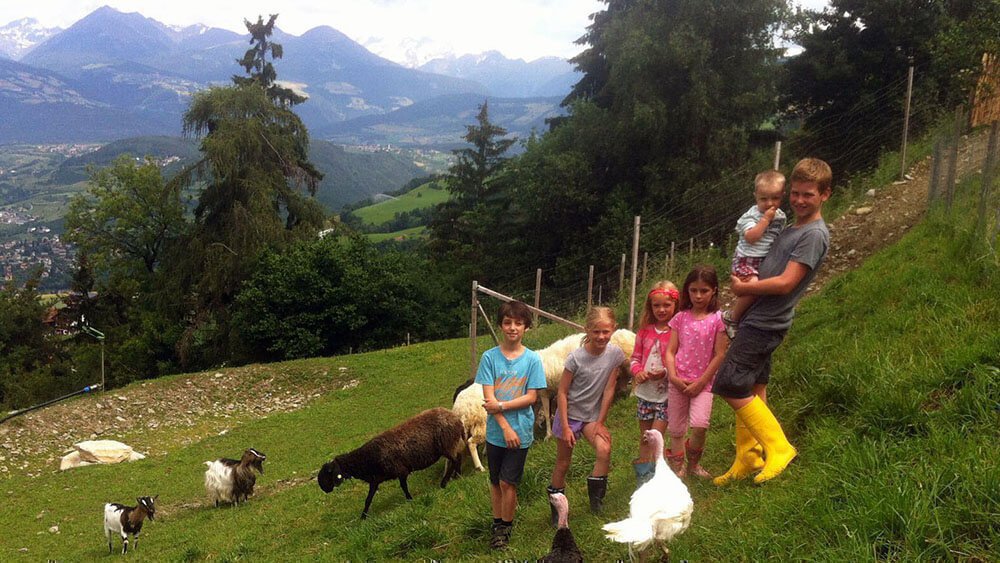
top-left (361, 35), bottom-right (455, 69)
top-left (0, 17), bottom-right (61, 60)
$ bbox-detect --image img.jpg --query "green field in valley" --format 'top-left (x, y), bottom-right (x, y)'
top-left (352, 180), bottom-right (450, 226)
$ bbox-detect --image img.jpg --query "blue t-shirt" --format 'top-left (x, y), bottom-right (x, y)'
top-left (474, 346), bottom-right (546, 449)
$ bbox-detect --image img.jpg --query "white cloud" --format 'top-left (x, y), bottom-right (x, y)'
top-left (1, 0), bottom-right (603, 63)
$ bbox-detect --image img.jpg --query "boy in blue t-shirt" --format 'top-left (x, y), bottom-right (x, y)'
top-left (475, 300), bottom-right (546, 550)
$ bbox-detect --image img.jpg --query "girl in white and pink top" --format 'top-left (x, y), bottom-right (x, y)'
top-left (665, 265), bottom-right (729, 478)
top-left (627, 281), bottom-right (679, 485)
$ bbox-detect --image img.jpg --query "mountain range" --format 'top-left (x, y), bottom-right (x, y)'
top-left (0, 7), bottom-right (576, 146)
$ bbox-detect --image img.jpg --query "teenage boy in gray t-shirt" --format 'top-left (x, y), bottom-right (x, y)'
top-left (713, 158), bottom-right (832, 486)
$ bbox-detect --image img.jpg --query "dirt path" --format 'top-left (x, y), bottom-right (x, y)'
top-left (808, 130), bottom-right (990, 293)
top-left (0, 130), bottom-right (991, 478)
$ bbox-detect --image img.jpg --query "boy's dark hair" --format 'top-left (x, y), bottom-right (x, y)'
top-left (498, 301), bottom-right (533, 328)
top-left (679, 264), bottom-right (720, 312)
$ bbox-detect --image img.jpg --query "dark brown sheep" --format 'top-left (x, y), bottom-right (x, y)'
top-left (317, 407), bottom-right (465, 519)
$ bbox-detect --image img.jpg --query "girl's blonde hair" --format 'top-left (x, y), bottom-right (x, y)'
top-left (639, 280), bottom-right (679, 328)
top-left (582, 306), bottom-right (617, 342)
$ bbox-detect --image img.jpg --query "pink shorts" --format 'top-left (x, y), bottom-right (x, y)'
top-left (731, 254), bottom-right (765, 278)
top-left (667, 384), bottom-right (714, 438)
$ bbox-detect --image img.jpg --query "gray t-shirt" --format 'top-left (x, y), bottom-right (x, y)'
top-left (743, 219), bottom-right (829, 331)
top-left (562, 344), bottom-right (626, 422)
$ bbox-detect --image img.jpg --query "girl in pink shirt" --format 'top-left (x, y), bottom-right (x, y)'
top-left (628, 280), bottom-right (679, 485)
top-left (665, 265), bottom-right (729, 478)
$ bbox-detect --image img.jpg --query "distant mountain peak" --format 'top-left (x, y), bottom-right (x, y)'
top-left (0, 17), bottom-right (61, 60)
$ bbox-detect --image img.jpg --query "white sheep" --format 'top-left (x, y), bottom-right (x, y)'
top-left (536, 329), bottom-right (636, 439)
top-left (451, 380), bottom-right (487, 472)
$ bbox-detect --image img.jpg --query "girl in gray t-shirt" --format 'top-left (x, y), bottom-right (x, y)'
top-left (546, 307), bottom-right (626, 517)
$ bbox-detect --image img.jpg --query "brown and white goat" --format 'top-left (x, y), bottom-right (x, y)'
top-left (103, 496), bottom-right (157, 554)
top-left (317, 407), bottom-right (465, 519)
top-left (204, 448), bottom-right (266, 507)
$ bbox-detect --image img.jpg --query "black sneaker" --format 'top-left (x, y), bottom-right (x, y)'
top-left (490, 523), bottom-right (511, 549)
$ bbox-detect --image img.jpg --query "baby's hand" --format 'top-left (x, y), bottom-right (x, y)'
top-left (763, 207), bottom-right (777, 221)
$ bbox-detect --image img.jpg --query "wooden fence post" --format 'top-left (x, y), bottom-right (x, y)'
top-left (773, 141), bottom-right (781, 170)
top-left (470, 281), bottom-right (478, 379)
top-left (619, 253), bottom-right (626, 295)
top-left (899, 59), bottom-right (915, 182)
top-left (945, 107), bottom-right (963, 211)
top-left (628, 216), bottom-right (641, 330)
top-left (929, 140), bottom-right (942, 204)
top-left (980, 121), bottom-right (999, 233)
top-left (587, 265), bottom-right (594, 311)
top-left (534, 268), bottom-right (542, 327)
top-left (669, 242), bottom-right (675, 278)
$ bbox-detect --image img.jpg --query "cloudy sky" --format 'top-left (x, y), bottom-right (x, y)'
top-left (1, 1), bottom-right (830, 66)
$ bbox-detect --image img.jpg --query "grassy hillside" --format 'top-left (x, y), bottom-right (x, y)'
top-left (366, 225), bottom-right (428, 243)
top-left (2, 185), bottom-right (997, 560)
top-left (352, 180), bottom-right (450, 226)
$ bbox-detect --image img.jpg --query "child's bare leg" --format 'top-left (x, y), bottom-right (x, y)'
top-left (651, 419), bottom-right (668, 443)
top-left (669, 434), bottom-right (686, 457)
top-left (499, 481), bottom-right (517, 521)
top-left (731, 294), bottom-right (758, 323)
top-left (550, 438), bottom-right (574, 489)
top-left (688, 426), bottom-right (707, 450)
top-left (582, 422), bottom-right (612, 476)
top-left (490, 483), bottom-right (503, 519)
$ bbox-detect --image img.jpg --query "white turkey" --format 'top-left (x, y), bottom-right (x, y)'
top-left (603, 429), bottom-right (692, 561)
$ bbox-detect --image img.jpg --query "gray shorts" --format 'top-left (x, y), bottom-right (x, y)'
top-left (713, 326), bottom-right (787, 399)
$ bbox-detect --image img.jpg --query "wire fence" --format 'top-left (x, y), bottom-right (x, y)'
top-left (473, 107), bottom-right (999, 337)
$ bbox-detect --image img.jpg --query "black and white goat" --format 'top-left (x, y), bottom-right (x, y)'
top-left (204, 448), bottom-right (266, 507)
top-left (317, 407), bottom-right (465, 519)
top-left (103, 496), bottom-right (157, 555)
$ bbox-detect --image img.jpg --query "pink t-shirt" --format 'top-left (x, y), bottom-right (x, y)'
top-left (668, 310), bottom-right (725, 388)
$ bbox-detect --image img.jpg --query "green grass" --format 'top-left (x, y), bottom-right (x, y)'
top-left (365, 225), bottom-right (429, 243)
top-left (352, 181), bottom-right (450, 226)
top-left (4, 182), bottom-right (998, 560)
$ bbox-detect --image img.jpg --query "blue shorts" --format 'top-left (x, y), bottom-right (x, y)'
top-left (636, 398), bottom-right (667, 421)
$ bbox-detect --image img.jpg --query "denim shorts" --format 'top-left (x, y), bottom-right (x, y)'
top-left (713, 326), bottom-right (787, 399)
top-left (636, 398), bottom-right (667, 421)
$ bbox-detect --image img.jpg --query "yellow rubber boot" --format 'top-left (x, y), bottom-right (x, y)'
top-left (712, 419), bottom-right (765, 486)
top-left (736, 396), bottom-right (796, 484)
